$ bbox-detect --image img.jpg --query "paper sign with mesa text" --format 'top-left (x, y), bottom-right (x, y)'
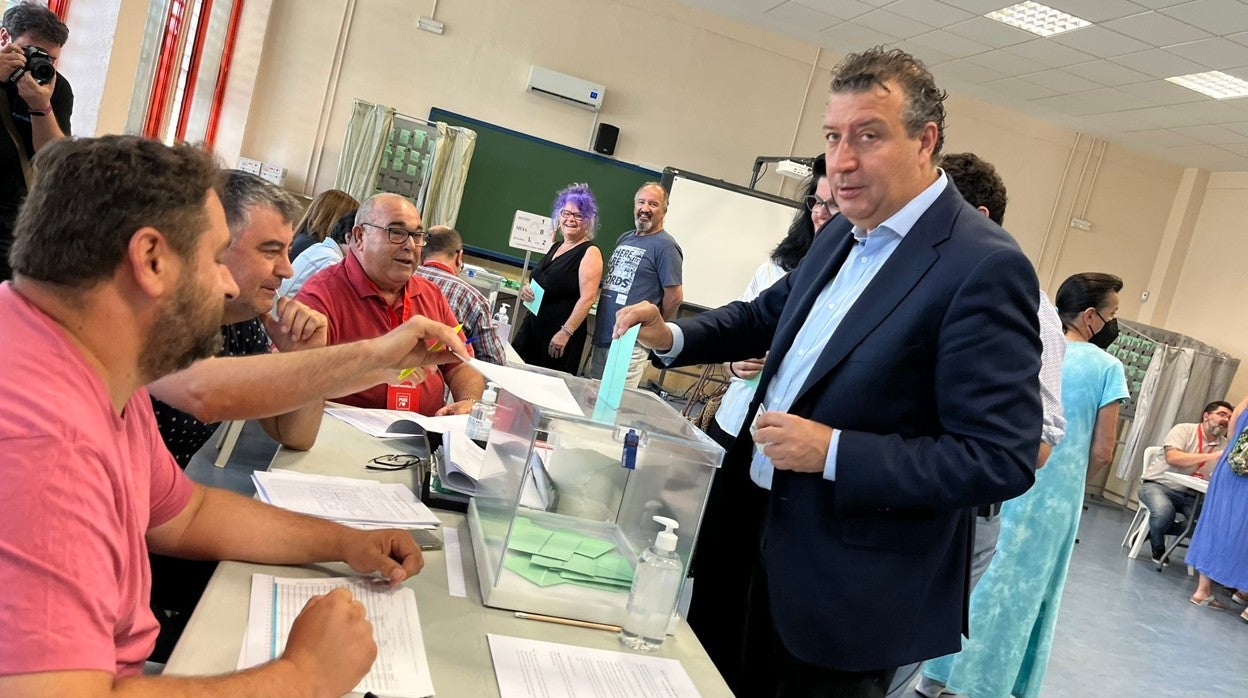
top-left (509, 210), bottom-right (554, 253)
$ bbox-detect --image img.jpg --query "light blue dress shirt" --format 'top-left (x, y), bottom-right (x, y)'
top-left (664, 172), bottom-right (948, 489)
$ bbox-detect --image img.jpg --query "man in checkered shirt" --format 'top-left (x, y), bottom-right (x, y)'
top-left (415, 226), bottom-right (507, 365)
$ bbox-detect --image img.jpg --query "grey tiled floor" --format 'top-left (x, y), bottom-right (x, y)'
top-left (1042, 502), bottom-right (1247, 698)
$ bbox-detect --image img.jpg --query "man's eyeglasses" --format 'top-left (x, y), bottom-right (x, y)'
top-left (803, 195), bottom-right (837, 215)
top-left (366, 453), bottom-right (425, 471)
top-left (559, 210), bottom-right (584, 222)
top-left (361, 222), bottom-right (428, 246)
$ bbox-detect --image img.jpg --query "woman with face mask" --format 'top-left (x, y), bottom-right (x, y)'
top-left (920, 272), bottom-right (1128, 698)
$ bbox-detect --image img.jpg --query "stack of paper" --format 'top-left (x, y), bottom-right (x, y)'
top-left (240, 575), bottom-right (436, 698)
top-left (488, 634), bottom-right (700, 698)
top-left (437, 434), bottom-right (556, 510)
top-left (502, 517), bottom-right (633, 592)
top-left (327, 406), bottom-right (470, 438)
top-left (253, 470), bottom-right (441, 529)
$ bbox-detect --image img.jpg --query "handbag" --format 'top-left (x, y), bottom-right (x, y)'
top-left (1226, 426), bottom-right (1248, 477)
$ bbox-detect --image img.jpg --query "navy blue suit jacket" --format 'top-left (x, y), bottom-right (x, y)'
top-left (670, 181), bottom-right (1042, 671)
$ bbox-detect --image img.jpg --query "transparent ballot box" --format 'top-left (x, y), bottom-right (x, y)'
top-left (466, 369), bottom-right (723, 627)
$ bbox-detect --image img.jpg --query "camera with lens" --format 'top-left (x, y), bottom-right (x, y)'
top-left (7, 45), bottom-right (55, 86)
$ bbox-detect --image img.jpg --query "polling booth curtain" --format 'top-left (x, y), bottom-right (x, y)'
top-left (1109, 319), bottom-right (1238, 503)
top-left (420, 122), bottom-right (476, 228)
top-left (334, 100), bottom-right (395, 202)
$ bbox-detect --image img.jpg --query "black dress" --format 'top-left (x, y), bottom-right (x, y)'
top-left (513, 238), bottom-right (594, 374)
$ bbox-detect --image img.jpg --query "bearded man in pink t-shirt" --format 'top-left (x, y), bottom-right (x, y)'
top-left (0, 136), bottom-right (467, 696)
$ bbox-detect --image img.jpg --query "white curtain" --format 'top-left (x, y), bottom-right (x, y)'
top-left (421, 122), bottom-right (476, 228)
top-left (335, 100), bottom-right (395, 201)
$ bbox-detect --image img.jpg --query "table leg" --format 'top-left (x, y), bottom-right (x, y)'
top-left (1157, 491), bottom-right (1204, 572)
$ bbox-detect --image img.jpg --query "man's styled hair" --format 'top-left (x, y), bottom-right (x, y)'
top-left (1204, 400), bottom-right (1234, 416)
top-left (219, 170), bottom-right (302, 238)
top-left (942, 152), bottom-right (1008, 225)
top-left (829, 47), bottom-right (947, 160)
top-left (9, 136), bottom-right (219, 288)
top-left (423, 226), bottom-right (462, 258)
top-left (3, 2), bottom-right (68, 46)
top-left (1055, 272), bottom-right (1124, 331)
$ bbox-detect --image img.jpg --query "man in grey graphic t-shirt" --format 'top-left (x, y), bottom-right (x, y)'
top-left (588, 182), bottom-right (683, 387)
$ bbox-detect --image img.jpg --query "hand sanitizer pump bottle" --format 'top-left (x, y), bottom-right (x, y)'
top-left (620, 516), bottom-right (682, 652)
top-left (465, 382), bottom-right (498, 443)
top-left (494, 304), bottom-right (512, 343)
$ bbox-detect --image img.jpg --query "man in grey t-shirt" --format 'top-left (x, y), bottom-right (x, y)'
top-left (1138, 400), bottom-right (1232, 562)
top-left (588, 182), bottom-right (683, 387)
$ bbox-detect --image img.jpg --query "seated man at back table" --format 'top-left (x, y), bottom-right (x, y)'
top-left (0, 135), bottom-right (468, 696)
top-left (1139, 400), bottom-right (1232, 563)
top-left (414, 225), bottom-right (507, 365)
top-left (297, 192), bottom-right (485, 414)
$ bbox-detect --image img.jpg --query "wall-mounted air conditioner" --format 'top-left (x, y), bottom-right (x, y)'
top-left (526, 66), bottom-right (605, 112)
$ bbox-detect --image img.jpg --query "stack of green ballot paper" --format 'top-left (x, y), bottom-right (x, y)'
top-left (503, 517), bottom-right (634, 592)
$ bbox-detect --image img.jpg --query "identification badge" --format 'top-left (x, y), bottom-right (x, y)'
top-left (386, 383), bottom-right (418, 412)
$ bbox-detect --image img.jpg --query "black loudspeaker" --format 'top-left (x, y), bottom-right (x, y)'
top-left (593, 123), bottom-right (619, 156)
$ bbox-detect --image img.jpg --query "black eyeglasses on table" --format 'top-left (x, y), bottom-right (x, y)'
top-left (365, 453), bottom-right (425, 471)
top-left (361, 222), bottom-right (428, 245)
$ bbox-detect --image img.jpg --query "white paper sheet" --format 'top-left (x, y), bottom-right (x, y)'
top-left (241, 575), bottom-right (435, 697)
top-left (457, 358), bottom-right (584, 416)
top-left (443, 527), bottom-right (467, 598)
top-left (487, 634), bottom-right (700, 698)
top-left (327, 406), bottom-right (469, 438)
top-left (253, 470), bottom-right (441, 528)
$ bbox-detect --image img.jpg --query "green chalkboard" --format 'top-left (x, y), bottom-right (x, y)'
top-left (429, 108), bottom-right (660, 268)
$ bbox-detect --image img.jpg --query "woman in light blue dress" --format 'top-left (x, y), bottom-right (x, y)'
top-left (920, 273), bottom-right (1129, 698)
top-left (1187, 394), bottom-right (1248, 617)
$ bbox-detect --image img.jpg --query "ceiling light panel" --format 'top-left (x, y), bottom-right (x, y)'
top-left (986, 1), bottom-right (1092, 38)
top-left (1165, 71), bottom-right (1248, 100)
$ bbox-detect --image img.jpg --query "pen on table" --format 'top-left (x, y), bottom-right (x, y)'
top-left (514, 611), bottom-right (622, 633)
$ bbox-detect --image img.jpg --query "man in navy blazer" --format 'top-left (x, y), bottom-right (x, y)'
top-left (615, 48), bottom-right (1042, 696)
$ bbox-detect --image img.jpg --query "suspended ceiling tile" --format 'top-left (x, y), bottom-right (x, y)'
top-left (1164, 38), bottom-right (1248, 70)
top-left (816, 22), bottom-right (901, 52)
top-left (1113, 48), bottom-right (1210, 78)
top-left (963, 49), bottom-right (1050, 77)
top-left (932, 58), bottom-right (1011, 84)
top-left (891, 39), bottom-right (960, 67)
top-left (1041, 0), bottom-right (1153, 23)
top-left (765, 2), bottom-right (844, 31)
top-left (940, 0), bottom-right (1023, 13)
top-left (1030, 87), bottom-right (1152, 116)
top-left (906, 28), bottom-right (995, 58)
top-left (944, 17), bottom-right (1036, 49)
top-left (1102, 11), bottom-right (1214, 46)
top-left (795, 0), bottom-right (875, 19)
top-left (1121, 128), bottom-right (1205, 146)
top-left (884, 0), bottom-right (976, 28)
top-left (1065, 60), bottom-right (1154, 86)
top-left (1003, 39), bottom-right (1098, 68)
top-left (856, 9), bottom-right (938, 38)
top-left (1218, 140), bottom-right (1248, 156)
top-left (1117, 79), bottom-right (1212, 106)
top-left (981, 75), bottom-right (1062, 100)
top-left (1173, 123), bottom-right (1247, 144)
top-left (1050, 25), bottom-right (1153, 58)
top-left (1021, 68), bottom-right (1105, 92)
top-left (1160, 0), bottom-right (1248, 35)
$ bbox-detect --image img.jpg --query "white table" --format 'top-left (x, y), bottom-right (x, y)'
top-left (1156, 471), bottom-right (1209, 572)
top-left (164, 416), bottom-right (731, 697)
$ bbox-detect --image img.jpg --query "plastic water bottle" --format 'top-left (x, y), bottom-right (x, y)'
top-left (494, 304), bottom-right (512, 342)
top-left (620, 516), bottom-right (683, 652)
top-left (465, 382), bottom-right (498, 442)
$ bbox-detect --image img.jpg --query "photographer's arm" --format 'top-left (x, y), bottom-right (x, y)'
top-left (18, 72), bottom-right (64, 151)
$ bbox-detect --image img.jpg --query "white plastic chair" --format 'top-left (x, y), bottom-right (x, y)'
top-left (1123, 446), bottom-right (1165, 557)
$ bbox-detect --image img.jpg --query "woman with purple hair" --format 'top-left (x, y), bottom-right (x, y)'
top-left (513, 183), bottom-right (604, 373)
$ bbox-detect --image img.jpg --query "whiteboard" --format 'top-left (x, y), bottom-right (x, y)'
top-left (660, 169), bottom-right (802, 309)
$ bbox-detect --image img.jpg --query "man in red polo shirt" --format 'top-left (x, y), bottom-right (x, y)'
top-left (297, 193), bottom-right (484, 414)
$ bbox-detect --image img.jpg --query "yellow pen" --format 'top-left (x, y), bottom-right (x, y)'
top-left (398, 323), bottom-right (462, 381)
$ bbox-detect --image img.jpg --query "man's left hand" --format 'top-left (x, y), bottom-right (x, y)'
top-left (754, 411), bottom-right (833, 474)
top-left (435, 398), bottom-right (474, 416)
top-left (339, 528), bottom-right (423, 587)
top-left (15, 70), bottom-right (54, 113)
top-left (265, 296), bottom-right (329, 352)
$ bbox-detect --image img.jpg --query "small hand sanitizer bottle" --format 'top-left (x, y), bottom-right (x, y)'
top-left (465, 382), bottom-right (498, 442)
top-left (494, 304), bottom-right (512, 342)
top-left (621, 516), bottom-right (683, 652)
